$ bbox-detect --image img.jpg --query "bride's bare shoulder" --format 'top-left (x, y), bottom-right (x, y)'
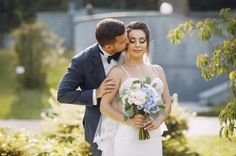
top-left (152, 64), bottom-right (163, 70)
top-left (152, 64), bottom-right (165, 76)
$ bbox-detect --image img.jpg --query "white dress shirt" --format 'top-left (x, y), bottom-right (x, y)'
top-left (93, 45), bottom-right (123, 105)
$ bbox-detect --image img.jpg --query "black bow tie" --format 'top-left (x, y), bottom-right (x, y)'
top-left (100, 50), bottom-right (121, 64)
top-left (107, 53), bottom-right (121, 64)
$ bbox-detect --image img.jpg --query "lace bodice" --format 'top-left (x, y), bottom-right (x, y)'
top-left (119, 77), bottom-right (164, 98)
top-left (119, 64), bottom-right (164, 97)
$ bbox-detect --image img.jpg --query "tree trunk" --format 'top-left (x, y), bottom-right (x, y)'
top-left (0, 33), bottom-right (12, 49)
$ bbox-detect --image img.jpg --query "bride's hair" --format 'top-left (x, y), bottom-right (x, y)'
top-left (126, 21), bottom-right (150, 51)
top-left (126, 21), bottom-right (151, 64)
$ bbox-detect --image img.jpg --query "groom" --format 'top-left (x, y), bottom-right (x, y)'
top-left (57, 18), bottom-right (128, 156)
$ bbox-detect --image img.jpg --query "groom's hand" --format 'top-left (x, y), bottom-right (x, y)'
top-left (96, 78), bottom-right (116, 98)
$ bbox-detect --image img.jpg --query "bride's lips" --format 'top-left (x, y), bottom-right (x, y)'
top-left (132, 50), bottom-right (142, 53)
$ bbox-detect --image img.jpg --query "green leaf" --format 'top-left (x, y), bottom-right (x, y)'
top-left (133, 80), bottom-right (140, 84)
top-left (124, 107), bottom-right (134, 118)
top-left (159, 104), bottom-right (166, 109)
top-left (220, 8), bottom-right (231, 20)
top-left (227, 21), bottom-right (236, 37)
top-left (145, 77), bottom-right (151, 84)
top-left (124, 115), bottom-right (129, 121)
top-left (196, 21), bottom-right (203, 28)
top-left (115, 96), bottom-right (121, 103)
top-left (167, 29), bottom-right (182, 45)
top-left (219, 126), bottom-right (224, 138)
top-left (152, 83), bottom-right (157, 88)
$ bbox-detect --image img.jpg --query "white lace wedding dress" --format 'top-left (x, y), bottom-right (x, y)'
top-left (94, 65), bottom-right (166, 156)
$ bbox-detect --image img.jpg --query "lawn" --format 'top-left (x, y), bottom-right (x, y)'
top-left (187, 135), bottom-right (236, 156)
top-left (0, 49), bottom-right (71, 119)
top-left (197, 104), bottom-right (225, 117)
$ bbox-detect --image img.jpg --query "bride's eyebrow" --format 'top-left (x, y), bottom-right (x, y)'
top-left (139, 37), bottom-right (146, 40)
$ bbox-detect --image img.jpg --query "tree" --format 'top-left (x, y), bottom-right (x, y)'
top-left (0, 0), bottom-right (68, 47)
top-left (167, 8), bottom-right (236, 139)
top-left (0, 0), bottom-right (39, 47)
top-left (12, 22), bottom-right (64, 88)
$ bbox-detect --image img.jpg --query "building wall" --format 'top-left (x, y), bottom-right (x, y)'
top-left (37, 11), bottom-right (229, 103)
top-left (37, 12), bottom-right (74, 49)
top-left (73, 12), bottom-right (228, 102)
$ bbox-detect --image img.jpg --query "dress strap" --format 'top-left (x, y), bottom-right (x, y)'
top-left (120, 65), bottom-right (130, 77)
top-left (152, 65), bottom-right (160, 78)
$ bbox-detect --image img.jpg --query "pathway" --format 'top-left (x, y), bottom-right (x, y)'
top-left (0, 117), bottom-right (222, 136)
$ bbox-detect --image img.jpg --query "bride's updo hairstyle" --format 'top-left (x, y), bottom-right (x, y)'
top-left (126, 21), bottom-right (150, 52)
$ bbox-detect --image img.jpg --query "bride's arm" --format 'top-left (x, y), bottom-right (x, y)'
top-left (100, 66), bottom-right (146, 128)
top-left (145, 65), bottom-right (172, 131)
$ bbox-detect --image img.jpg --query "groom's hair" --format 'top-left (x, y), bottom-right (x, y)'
top-left (96, 18), bottom-right (125, 47)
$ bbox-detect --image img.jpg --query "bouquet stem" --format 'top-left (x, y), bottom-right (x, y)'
top-left (139, 128), bottom-right (150, 140)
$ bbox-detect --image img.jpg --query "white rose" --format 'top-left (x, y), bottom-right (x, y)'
top-left (132, 83), bottom-right (141, 90)
top-left (128, 90), bottom-right (146, 105)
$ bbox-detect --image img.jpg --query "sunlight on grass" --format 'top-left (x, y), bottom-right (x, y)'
top-left (0, 49), bottom-right (17, 93)
top-left (6, 89), bottom-right (50, 119)
top-left (187, 135), bottom-right (236, 156)
top-left (0, 95), bottom-right (16, 118)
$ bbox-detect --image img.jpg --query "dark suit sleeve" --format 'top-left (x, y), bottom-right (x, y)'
top-left (57, 57), bottom-right (93, 106)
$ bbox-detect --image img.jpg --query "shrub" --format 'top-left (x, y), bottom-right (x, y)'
top-left (0, 89), bottom-right (91, 156)
top-left (12, 22), bottom-right (64, 89)
top-left (0, 127), bottom-right (32, 156)
top-left (163, 94), bottom-right (200, 156)
top-left (40, 89), bottom-right (92, 156)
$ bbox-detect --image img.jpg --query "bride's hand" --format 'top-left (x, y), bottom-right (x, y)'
top-left (144, 118), bottom-right (162, 131)
top-left (127, 114), bottom-right (147, 128)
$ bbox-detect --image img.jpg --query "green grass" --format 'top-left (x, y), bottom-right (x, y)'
top-left (197, 105), bottom-right (224, 116)
top-left (0, 49), bottom-right (71, 119)
top-left (187, 135), bottom-right (236, 156)
top-left (197, 105), bottom-right (224, 117)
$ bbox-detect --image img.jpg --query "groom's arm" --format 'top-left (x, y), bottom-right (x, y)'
top-left (57, 56), bottom-right (94, 106)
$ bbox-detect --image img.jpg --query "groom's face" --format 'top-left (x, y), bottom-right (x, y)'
top-left (111, 32), bottom-right (128, 53)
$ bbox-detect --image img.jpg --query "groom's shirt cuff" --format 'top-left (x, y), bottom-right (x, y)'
top-left (93, 89), bottom-right (97, 105)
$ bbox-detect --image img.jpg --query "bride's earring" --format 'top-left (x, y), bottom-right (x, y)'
top-left (144, 51), bottom-right (151, 64)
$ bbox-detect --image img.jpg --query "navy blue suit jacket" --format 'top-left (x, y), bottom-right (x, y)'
top-left (57, 43), bottom-right (106, 144)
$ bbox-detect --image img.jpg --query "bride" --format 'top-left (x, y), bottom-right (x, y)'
top-left (94, 21), bottom-right (172, 156)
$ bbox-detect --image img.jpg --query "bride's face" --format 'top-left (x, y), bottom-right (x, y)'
top-left (127, 29), bottom-right (148, 59)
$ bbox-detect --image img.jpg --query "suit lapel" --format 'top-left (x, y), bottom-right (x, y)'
top-left (91, 44), bottom-right (106, 84)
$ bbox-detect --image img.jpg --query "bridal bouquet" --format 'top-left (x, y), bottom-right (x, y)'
top-left (117, 77), bottom-right (165, 140)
